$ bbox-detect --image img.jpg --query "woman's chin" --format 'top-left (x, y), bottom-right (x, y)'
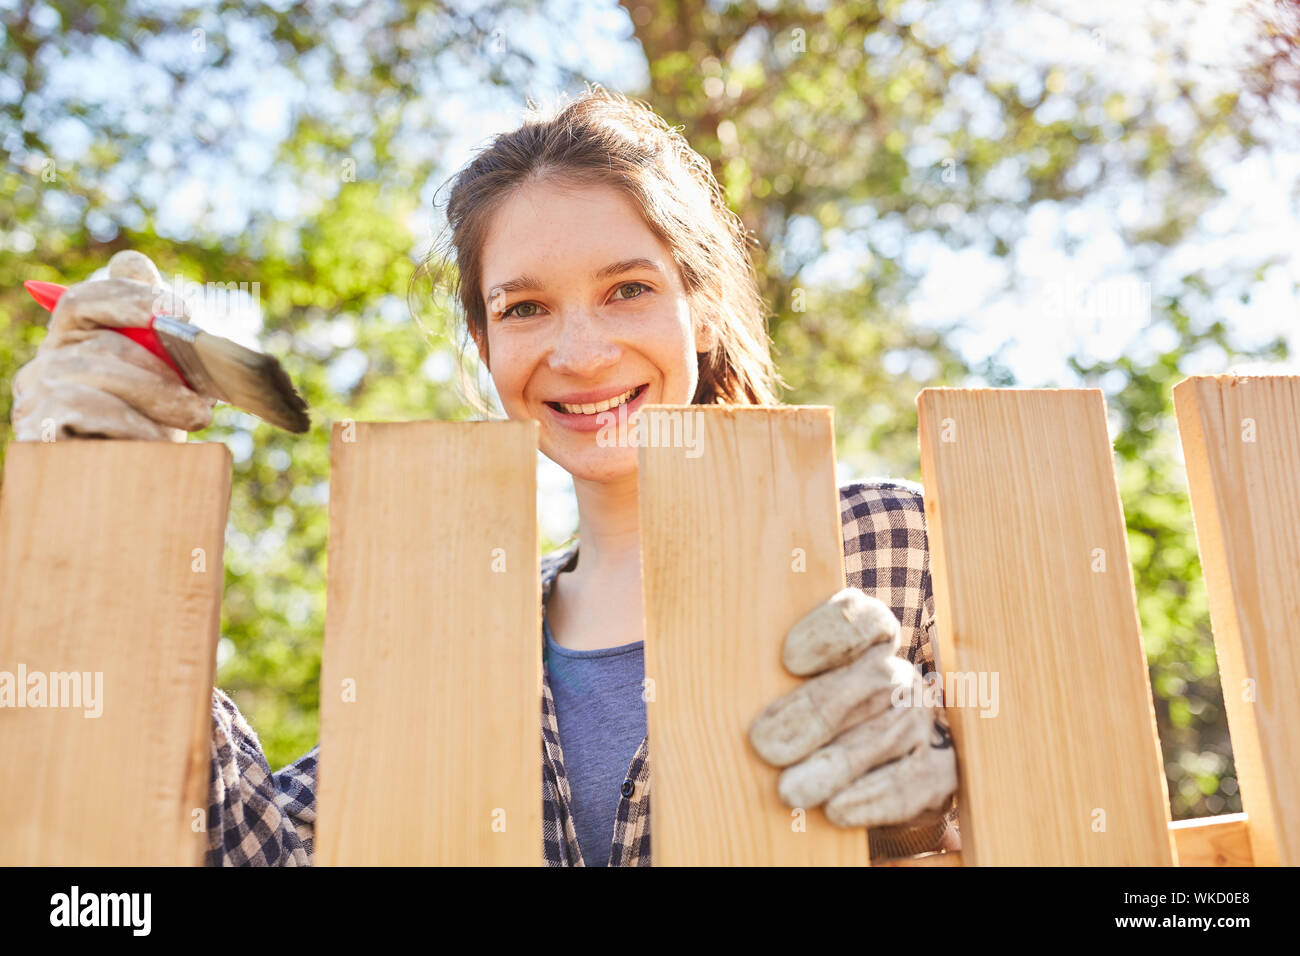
top-left (544, 441), bottom-right (639, 483)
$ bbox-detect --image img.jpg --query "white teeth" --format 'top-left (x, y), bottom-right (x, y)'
top-left (557, 387), bottom-right (639, 415)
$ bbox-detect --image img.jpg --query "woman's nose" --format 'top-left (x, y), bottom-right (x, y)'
top-left (547, 311), bottom-right (621, 378)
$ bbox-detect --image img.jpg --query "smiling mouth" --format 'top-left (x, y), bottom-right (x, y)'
top-left (546, 384), bottom-right (648, 416)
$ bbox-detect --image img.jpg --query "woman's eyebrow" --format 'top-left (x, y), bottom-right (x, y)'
top-left (592, 257), bottom-right (664, 281)
top-left (488, 258), bottom-right (664, 299)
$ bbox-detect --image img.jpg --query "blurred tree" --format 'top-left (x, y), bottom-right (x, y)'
top-left (0, 0), bottom-right (575, 766)
top-left (1071, 274), bottom-right (1287, 817)
top-left (1, 0), bottom-right (1293, 816)
top-left (1245, 0), bottom-right (1300, 107)
top-left (615, 0), bottom-right (1291, 819)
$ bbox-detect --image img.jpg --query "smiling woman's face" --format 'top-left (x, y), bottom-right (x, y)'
top-left (478, 178), bottom-right (713, 482)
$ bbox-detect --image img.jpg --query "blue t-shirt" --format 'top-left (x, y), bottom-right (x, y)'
top-left (542, 614), bottom-right (646, 867)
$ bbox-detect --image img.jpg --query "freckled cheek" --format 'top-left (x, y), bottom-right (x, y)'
top-left (504, 370), bottom-right (534, 414)
top-left (642, 306), bottom-right (695, 391)
top-left (485, 346), bottom-right (531, 416)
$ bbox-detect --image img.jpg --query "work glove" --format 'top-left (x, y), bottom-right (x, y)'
top-left (11, 250), bottom-right (216, 442)
top-left (749, 588), bottom-right (959, 847)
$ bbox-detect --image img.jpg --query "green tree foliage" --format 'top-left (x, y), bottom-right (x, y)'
top-left (1, 0), bottom-right (557, 766)
top-left (614, 0), bottom-right (1290, 818)
top-left (1, 0), bottom-right (1292, 818)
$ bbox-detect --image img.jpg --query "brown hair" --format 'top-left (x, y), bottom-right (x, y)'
top-left (415, 84), bottom-right (785, 415)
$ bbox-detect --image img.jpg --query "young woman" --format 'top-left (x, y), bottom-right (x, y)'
top-left (10, 86), bottom-right (958, 866)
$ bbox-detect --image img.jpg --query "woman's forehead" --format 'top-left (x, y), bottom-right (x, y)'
top-left (481, 182), bottom-right (673, 295)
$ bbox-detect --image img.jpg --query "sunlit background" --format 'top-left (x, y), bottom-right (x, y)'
top-left (3, 0), bottom-right (1298, 818)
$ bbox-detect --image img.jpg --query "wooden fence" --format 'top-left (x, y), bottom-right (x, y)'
top-left (0, 375), bottom-right (1293, 865)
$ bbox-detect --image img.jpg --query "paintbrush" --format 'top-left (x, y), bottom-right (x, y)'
top-left (24, 279), bottom-right (311, 434)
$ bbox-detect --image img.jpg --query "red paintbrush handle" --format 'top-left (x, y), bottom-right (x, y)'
top-left (23, 279), bottom-right (192, 388)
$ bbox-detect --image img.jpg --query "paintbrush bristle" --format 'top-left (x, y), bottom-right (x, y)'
top-left (189, 332), bottom-right (311, 433)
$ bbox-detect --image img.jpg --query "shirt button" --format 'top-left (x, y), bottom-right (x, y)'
top-left (620, 779), bottom-right (635, 798)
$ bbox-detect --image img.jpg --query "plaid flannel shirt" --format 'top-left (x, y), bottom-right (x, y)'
top-left (205, 478), bottom-right (959, 866)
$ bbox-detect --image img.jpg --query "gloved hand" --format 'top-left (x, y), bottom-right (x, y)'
top-left (11, 250), bottom-right (216, 442)
top-left (749, 588), bottom-right (958, 834)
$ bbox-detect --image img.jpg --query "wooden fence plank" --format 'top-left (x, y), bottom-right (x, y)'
top-left (317, 421), bottom-right (541, 865)
top-left (0, 441), bottom-right (229, 865)
top-left (882, 815), bottom-right (1254, 867)
top-left (638, 404), bottom-right (870, 865)
top-left (1169, 813), bottom-right (1254, 867)
top-left (917, 388), bottom-right (1175, 865)
top-left (1173, 373), bottom-right (1300, 867)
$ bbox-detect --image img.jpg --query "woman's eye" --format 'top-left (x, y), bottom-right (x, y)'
top-left (504, 301), bottom-right (540, 318)
top-left (613, 281), bottom-right (648, 301)
top-left (502, 285), bottom-right (646, 317)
